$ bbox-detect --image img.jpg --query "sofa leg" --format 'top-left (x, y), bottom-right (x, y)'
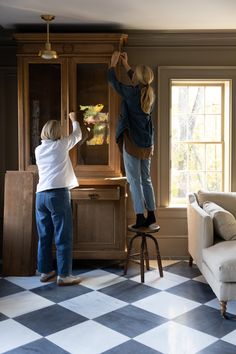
top-left (189, 255), bottom-right (193, 267)
top-left (220, 301), bottom-right (228, 319)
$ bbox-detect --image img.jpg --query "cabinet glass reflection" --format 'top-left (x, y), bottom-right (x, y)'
top-left (77, 63), bottom-right (109, 165)
top-left (29, 63), bottom-right (61, 164)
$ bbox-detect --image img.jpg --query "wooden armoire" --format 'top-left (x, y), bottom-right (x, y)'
top-left (3, 33), bottom-right (128, 275)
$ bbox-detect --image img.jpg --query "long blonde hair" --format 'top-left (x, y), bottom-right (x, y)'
top-left (135, 65), bottom-right (155, 114)
top-left (41, 120), bottom-right (61, 140)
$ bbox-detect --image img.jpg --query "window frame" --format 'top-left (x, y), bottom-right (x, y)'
top-left (170, 80), bottom-right (226, 205)
top-left (157, 67), bottom-right (236, 208)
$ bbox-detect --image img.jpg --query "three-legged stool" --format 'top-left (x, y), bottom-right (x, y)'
top-left (124, 224), bottom-right (163, 283)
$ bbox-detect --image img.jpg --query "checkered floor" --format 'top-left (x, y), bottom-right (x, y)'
top-left (0, 260), bottom-right (236, 354)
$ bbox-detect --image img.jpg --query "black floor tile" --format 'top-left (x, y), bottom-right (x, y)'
top-left (99, 279), bottom-right (160, 302)
top-left (4, 338), bottom-right (70, 354)
top-left (0, 312), bottom-right (8, 321)
top-left (163, 261), bottom-right (201, 278)
top-left (174, 305), bottom-right (236, 337)
top-left (167, 279), bottom-right (216, 303)
top-left (0, 279), bottom-right (24, 298)
top-left (14, 304), bottom-right (87, 336)
top-left (197, 339), bottom-right (236, 354)
top-left (32, 282), bottom-right (92, 303)
top-left (102, 339), bottom-right (162, 354)
top-left (95, 305), bottom-right (167, 337)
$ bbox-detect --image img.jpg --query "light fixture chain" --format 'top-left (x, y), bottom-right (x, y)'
top-left (46, 20), bottom-right (49, 44)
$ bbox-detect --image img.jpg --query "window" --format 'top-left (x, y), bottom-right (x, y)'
top-left (170, 80), bottom-right (230, 205)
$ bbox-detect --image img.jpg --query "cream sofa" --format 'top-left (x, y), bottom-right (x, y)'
top-left (187, 190), bottom-right (236, 318)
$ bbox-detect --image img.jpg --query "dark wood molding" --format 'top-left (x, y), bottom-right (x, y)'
top-left (14, 32), bottom-right (128, 43)
top-left (12, 30), bottom-right (236, 48)
top-left (125, 30), bottom-right (236, 47)
top-left (14, 33), bottom-right (128, 56)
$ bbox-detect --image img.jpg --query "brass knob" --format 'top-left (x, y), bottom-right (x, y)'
top-left (88, 193), bottom-right (99, 200)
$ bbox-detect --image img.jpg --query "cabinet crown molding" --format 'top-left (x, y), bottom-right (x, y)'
top-left (14, 33), bottom-right (128, 44)
top-left (125, 30), bottom-right (236, 47)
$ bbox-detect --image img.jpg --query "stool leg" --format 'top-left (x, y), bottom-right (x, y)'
top-left (189, 255), bottom-right (193, 267)
top-left (143, 237), bottom-right (150, 270)
top-left (124, 234), bottom-right (139, 276)
top-left (147, 234), bottom-right (163, 277)
top-left (140, 236), bottom-right (145, 282)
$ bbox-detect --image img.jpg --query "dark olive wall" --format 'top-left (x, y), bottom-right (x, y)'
top-left (1, 30), bottom-right (236, 259)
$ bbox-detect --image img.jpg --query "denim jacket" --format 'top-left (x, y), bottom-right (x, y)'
top-left (108, 67), bottom-right (154, 148)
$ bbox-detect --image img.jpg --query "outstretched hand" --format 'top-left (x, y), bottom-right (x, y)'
top-left (120, 51), bottom-right (131, 72)
top-left (69, 112), bottom-right (77, 122)
top-left (120, 52), bottom-right (128, 65)
top-left (110, 51), bottom-right (120, 67)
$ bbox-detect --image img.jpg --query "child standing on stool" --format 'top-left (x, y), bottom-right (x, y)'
top-left (35, 112), bottom-right (82, 285)
top-left (108, 51), bottom-right (157, 228)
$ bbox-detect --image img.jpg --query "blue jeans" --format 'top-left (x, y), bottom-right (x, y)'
top-left (123, 146), bottom-right (156, 214)
top-left (35, 188), bottom-right (73, 276)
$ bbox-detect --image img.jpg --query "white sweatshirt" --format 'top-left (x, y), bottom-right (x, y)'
top-left (35, 121), bottom-right (82, 193)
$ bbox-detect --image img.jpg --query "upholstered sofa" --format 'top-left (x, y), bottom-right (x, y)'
top-left (187, 190), bottom-right (236, 318)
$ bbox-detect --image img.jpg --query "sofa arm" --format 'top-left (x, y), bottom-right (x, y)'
top-left (187, 194), bottom-right (214, 268)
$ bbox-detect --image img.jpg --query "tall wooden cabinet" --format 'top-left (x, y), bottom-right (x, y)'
top-left (14, 33), bottom-right (128, 262)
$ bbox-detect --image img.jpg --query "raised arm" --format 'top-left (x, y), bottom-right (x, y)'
top-left (120, 52), bottom-right (134, 82)
top-left (110, 51), bottom-right (120, 68)
top-left (63, 112), bottom-right (82, 150)
top-left (108, 51), bottom-right (133, 99)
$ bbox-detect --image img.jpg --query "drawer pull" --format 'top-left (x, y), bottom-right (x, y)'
top-left (88, 193), bottom-right (99, 200)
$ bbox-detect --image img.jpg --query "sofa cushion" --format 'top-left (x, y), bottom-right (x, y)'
top-left (202, 241), bottom-right (236, 282)
top-left (197, 190), bottom-right (236, 218)
top-left (203, 201), bottom-right (236, 241)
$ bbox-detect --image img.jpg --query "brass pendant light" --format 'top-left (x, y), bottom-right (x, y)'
top-left (38, 15), bottom-right (58, 60)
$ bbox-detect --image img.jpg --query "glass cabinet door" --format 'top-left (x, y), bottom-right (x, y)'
top-left (28, 63), bottom-right (61, 165)
top-left (18, 58), bottom-right (67, 170)
top-left (19, 56), bottom-right (120, 175)
top-left (76, 63), bottom-right (109, 166)
top-left (16, 33), bottom-right (127, 174)
top-left (71, 59), bottom-right (120, 177)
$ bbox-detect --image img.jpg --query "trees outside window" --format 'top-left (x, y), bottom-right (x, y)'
top-left (170, 81), bottom-right (230, 205)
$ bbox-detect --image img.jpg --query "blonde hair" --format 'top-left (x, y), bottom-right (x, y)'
top-left (135, 65), bottom-right (155, 114)
top-left (41, 120), bottom-right (61, 140)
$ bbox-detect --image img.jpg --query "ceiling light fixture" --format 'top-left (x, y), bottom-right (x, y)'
top-left (38, 15), bottom-right (58, 60)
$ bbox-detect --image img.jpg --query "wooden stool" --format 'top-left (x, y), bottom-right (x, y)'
top-left (124, 224), bottom-right (163, 283)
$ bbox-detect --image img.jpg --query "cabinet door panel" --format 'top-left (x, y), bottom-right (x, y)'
top-left (73, 200), bottom-right (118, 248)
top-left (28, 63), bottom-right (61, 165)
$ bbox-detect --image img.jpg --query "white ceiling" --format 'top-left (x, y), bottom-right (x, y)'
top-left (0, 0), bottom-right (236, 31)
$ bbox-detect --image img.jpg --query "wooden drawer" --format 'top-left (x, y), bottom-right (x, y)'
top-left (71, 186), bottom-right (120, 200)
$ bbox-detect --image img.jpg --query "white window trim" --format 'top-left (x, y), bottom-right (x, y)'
top-left (157, 66), bottom-right (236, 208)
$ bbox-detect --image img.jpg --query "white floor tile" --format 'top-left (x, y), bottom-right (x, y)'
top-left (205, 298), bottom-right (236, 315)
top-left (135, 321), bottom-right (217, 354)
top-left (59, 291), bottom-right (127, 319)
top-left (47, 320), bottom-right (129, 354)
top-left (130, 270), bottom-right (189, 290)
top-left (133, 291), bottom-right (200, 319)
top-left (79, 269), bottom-right (127, 290)
top-left (192, 275), bottom-right (208, 284)
top-left (0, 319), bottom-right (41, 353)
top-left (5, 275), bottom-right (50, 290)
top-left (0, 290), bottom-right (54, 317)
top-left (221, 329), bottom-right (236, 346)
